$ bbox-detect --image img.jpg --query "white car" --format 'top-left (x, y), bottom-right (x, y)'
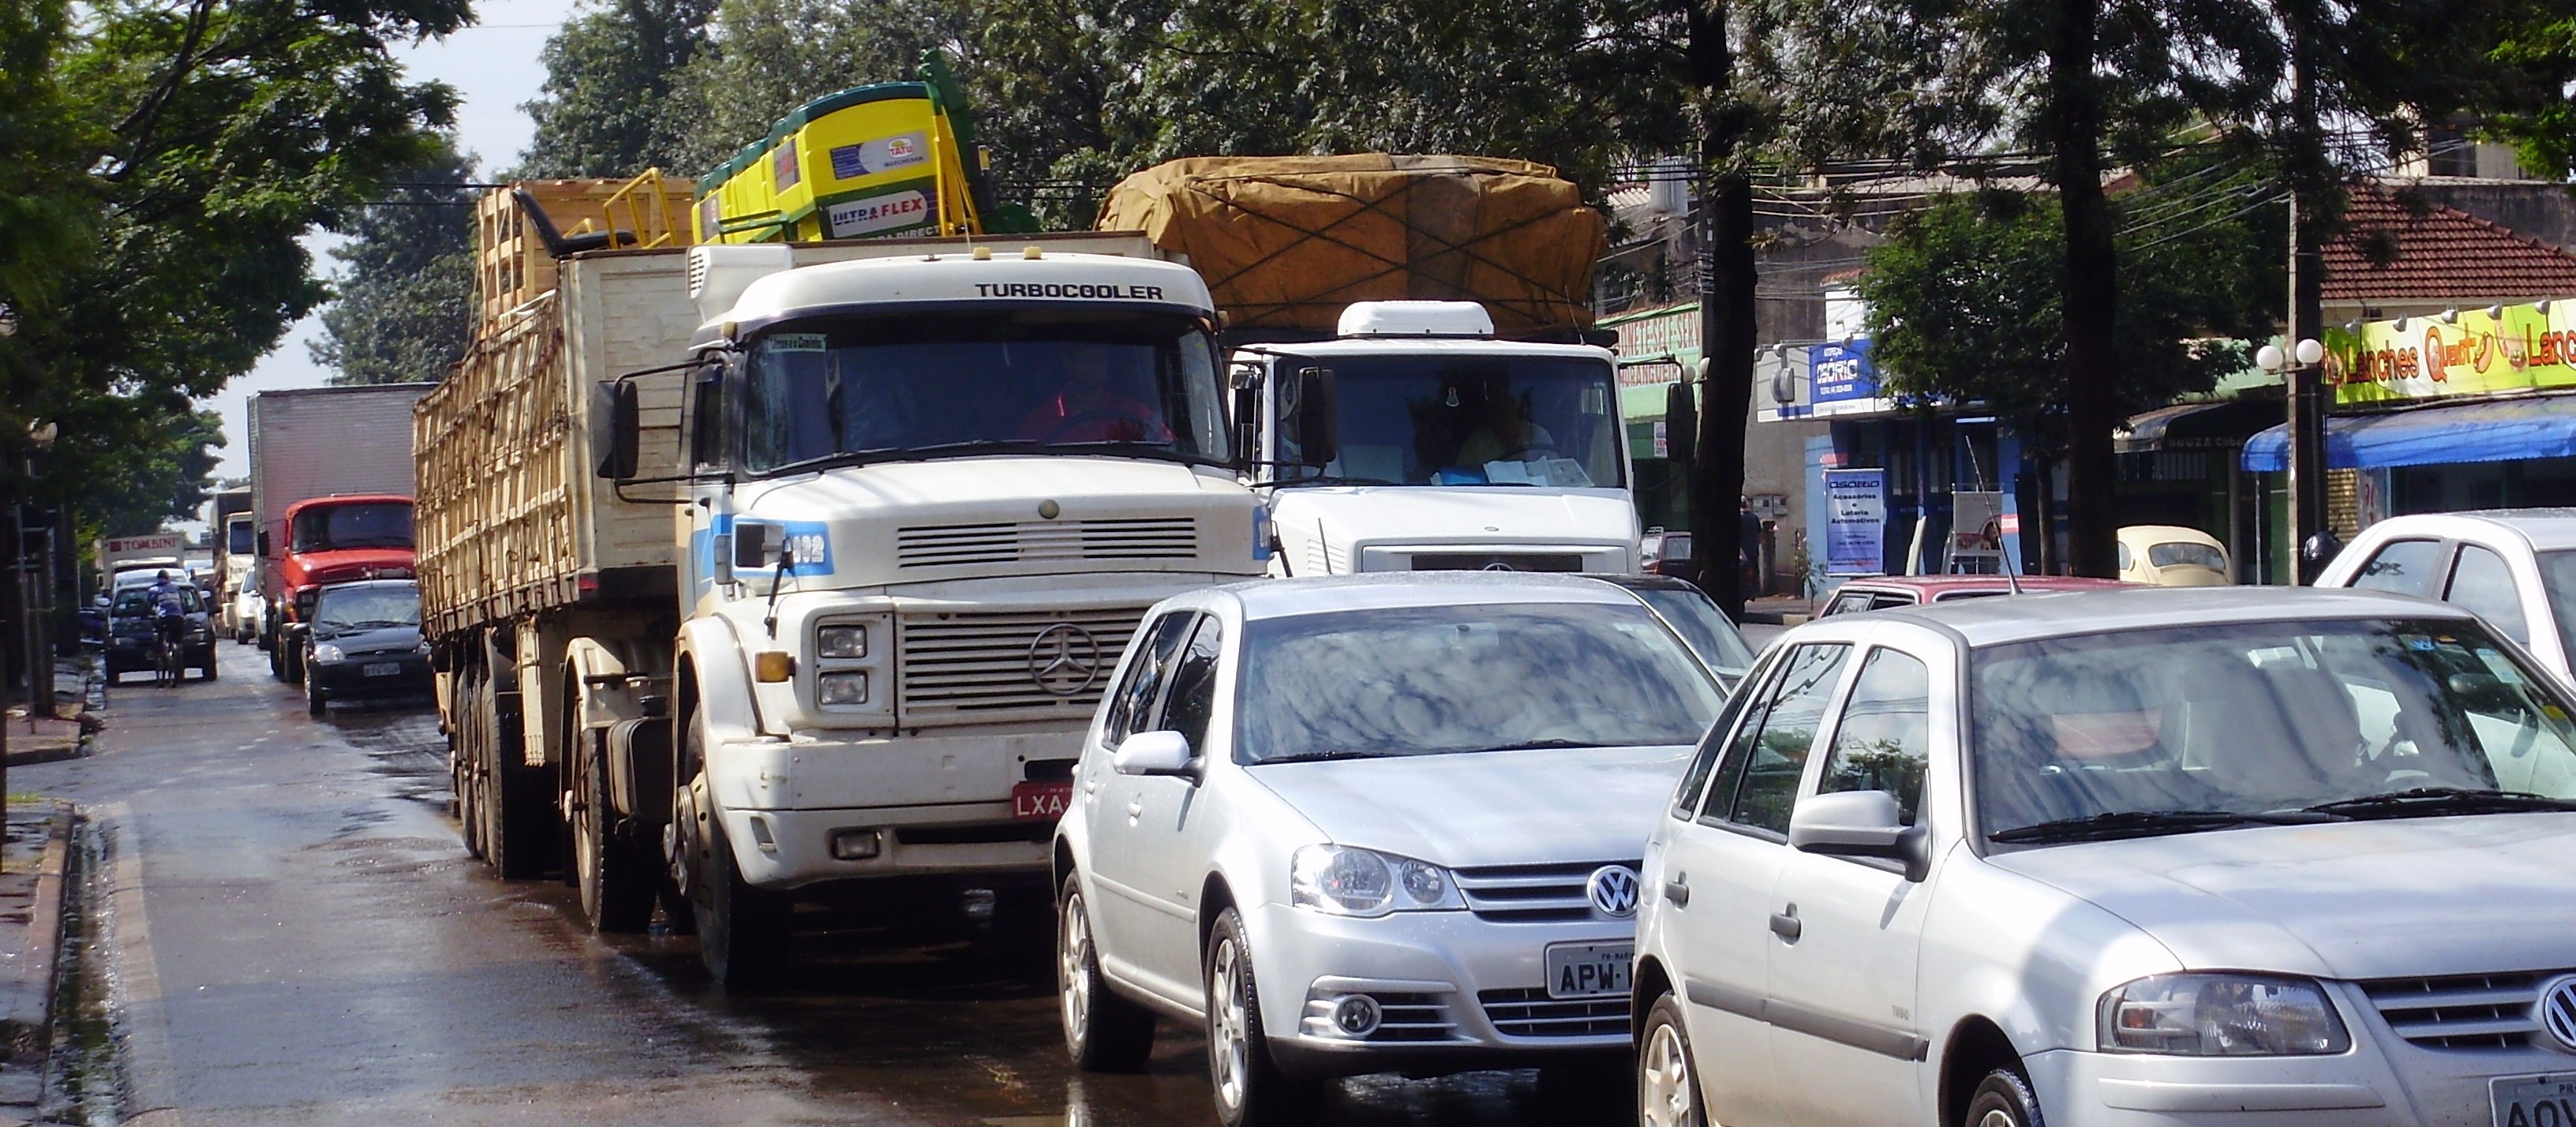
top-left (2316, 508), bottom-right (2576, 681)
top-left (1634, 586), bottom-right (2576, 1127)
top-left (1053, 573), bottom-right (1725, 1126)
top-left (229, 587), bottom-right (268, 644)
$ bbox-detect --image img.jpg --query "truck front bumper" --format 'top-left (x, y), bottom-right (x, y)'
top-left (709, 727), bottom-right (1079, 890)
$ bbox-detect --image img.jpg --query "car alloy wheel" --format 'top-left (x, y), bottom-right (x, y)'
top-left (1638, 993), bottom-right (1705, 1127)
top-left (1201, 907), bottom-right (1317, 1127)
top-left (1056, 874), bottom-right (1155, 1072)
top-left (1967, 1068), bottom-right (2046, 1127)
top-left (1208, 932), bottom-right (1252, 1112)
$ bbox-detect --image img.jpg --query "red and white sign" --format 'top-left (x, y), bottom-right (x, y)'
top-left (1012, 781), bottom-right (1073, 822)
top-left (104, 534), bottom-right (185, 554)
top-left (1998, 513), bottom-right (2022, 536)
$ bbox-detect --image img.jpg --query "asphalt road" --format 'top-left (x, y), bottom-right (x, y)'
top-left (27, 644), bottom-right (1634, 1126)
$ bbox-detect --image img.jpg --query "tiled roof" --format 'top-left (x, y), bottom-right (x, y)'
top-left (2324, 181), bottom-right (2576, 301)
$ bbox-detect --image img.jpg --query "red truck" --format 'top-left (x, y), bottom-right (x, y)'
top-left (262, 493), bottom-right (417, 682)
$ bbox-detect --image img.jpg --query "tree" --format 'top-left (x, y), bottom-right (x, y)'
top-left (518, 0), bottom-right (717, 178)
top-left (2484, 6), bottom-right (2576, 179)
top-left (658, 0), bottom-right (976, 178)
top-left (314, 135), bottom-right (477, 385)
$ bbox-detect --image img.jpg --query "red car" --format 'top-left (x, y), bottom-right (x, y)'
top-left (264, 493), bottom-right (415, 682)
top-left (1817, 574), bottom-right (2131, 616)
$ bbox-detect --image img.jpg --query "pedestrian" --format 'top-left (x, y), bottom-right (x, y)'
top-left (1739, 497), bottom-right (1763, 598)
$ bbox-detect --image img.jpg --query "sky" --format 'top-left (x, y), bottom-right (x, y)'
top-left (189, 1), bottom-right (584, 526)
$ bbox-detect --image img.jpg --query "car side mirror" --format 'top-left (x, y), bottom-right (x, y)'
top-left (1294, 366), bottom-right (1339, 468)
top-left (1788, 790), bottom-right (1930, 882)
top-left (592, 380), bottom-right (641, 481)
top-left (733, 522), bottom-right (781, 570)
top-left (1112, 730), bottom-right (1197, 777)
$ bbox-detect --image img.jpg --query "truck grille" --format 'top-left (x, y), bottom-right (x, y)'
top-left (1479, 988), bottom-right (1631, 1038)
top-left (897, 607), bottom-right (1146, 717)
top-left (1452, 859), bottom-right (1637, 923)
top-left (897, 519), bottom-right (1197, 567)
top-left (2360, 969), bottom-right (2555, 1050)
top-left (1409, 552), bottom-right (1584, 571)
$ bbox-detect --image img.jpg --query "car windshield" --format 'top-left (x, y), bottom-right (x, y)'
top-left (2541, 551), bottom-right (2576, 662)
top-left (1236, 602), bottom-right (1721, 764)
top-left (1973, 618), bottom-right (2576, 844)
top-left (313, 586), bottom-right (420, 635)
top-left (738, 309), bottom-right (1228, 473)
top-left (290, 504), bottom-right (413, 553)
top-left (1627, 586), bottom-right (1758, 682)
top-left (1274, 353), bottom-right (1623, 488)
top-left (2148, 541), bottom-right (2226, 569)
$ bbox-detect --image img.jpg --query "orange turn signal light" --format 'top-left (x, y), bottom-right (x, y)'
top-left (754, 651), bottom-right (795, 683)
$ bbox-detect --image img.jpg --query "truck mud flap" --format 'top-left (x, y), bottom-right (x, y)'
top-left (606, 717), bottom-right (672, 822)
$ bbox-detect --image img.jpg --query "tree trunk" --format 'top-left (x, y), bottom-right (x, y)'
top-left (1684, 0), bottom-right (1759, 620)
top-left (2049, 0), bottom-right (2120, 578)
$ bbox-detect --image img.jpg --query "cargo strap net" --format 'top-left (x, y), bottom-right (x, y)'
top-left (1095, 154), bottom-right (1604, 335)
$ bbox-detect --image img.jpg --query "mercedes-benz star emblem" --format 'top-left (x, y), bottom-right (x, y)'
top-left (2537, 975), bottom-right (2576, 1054)
top-left (1026, 623), bottom-right (1103, 697)
top-left (1481, 561), bottom-right (1517, 572)
top-left (1587, 865), bottom-right (1641, 919)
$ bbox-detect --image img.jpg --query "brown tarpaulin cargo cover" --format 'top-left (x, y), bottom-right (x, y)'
top-left (1095, 154), bottom-right (1604, 335)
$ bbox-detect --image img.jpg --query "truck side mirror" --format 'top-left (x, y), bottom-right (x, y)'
top-left (256, 529), bottom-right (271, 559)
top-left (1664, 380), bottom-right (1697, 469)
top-left (592, 380), bottom-right (641, 481)
top-left (1295, 366), bottom-right (1339, 469)
top-left (732, 522), bottom-right (781, 570)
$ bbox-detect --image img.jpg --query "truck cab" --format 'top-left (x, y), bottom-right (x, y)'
top-left (262, 494), bottom-right (416, 680)
top-left (1236, 300), bottom-right (1638, 574)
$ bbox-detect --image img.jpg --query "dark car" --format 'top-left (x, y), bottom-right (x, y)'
top-left (106, 586), bottom-right (218, 683)
top-left (300, 579), bottom-right (430, 715)
top-left (1590, 573), bottom-right (1759, 689)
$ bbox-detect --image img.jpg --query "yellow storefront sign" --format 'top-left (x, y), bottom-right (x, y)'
top-left (2327, 300), bottom-right (2576, 404)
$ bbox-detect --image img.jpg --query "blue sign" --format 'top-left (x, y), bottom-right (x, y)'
top-left (1823, 468), bottom-right (1886, 576)
top-left (1810, 339), bottom-right (1881, 404)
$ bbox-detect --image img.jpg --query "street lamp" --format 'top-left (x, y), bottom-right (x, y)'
top-left (2259, 336), bottom-right (2333, 583)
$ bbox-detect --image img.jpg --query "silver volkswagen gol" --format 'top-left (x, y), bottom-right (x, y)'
top-left (1054, 572), bottom-right (1726, 1127)
top-left (1634, 587), bottom-right (2576, 1127)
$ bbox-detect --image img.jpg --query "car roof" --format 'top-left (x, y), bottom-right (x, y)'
top-left (1587, 573), bottom-right (1705, 594)
top-left (2364, 508), bottom-right (2576, 551)
top-left (1214, 571), bottom-right (1641, 620)
top-left (2117, 524), bottom-right (2222, 545)
top-left (1845, 586), bottom-right (2476, 648)
top-left (1839, 575), bottom-right (2129, 593)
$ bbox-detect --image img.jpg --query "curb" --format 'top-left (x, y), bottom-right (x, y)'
top-left (2, 742), bottom-right (84, 769)
top-left (0, 804), bottom-right (73, 1064)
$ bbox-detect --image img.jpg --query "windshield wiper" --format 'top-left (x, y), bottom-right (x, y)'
top-left (1990, 808), bottom-right (2331, 844)
top-left (2303, 787), bottom-right (2576, 819)
top-left (1252, 750), bottom-right (1385, 766)
top-left (1275, 474), bottom-right (1402, 487)
top-left (1481, 739), bottom-right (1618, 753)
top-left (769, 440), bottom-right (1046, 474)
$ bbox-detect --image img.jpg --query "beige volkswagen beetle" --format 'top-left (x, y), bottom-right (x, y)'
top-left (2117, 524), bottom-right (2231, 586)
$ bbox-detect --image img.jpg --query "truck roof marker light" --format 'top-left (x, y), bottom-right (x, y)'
top-left (972, 246), bottom-right (992, 261)
top-left (1023, 245), bottom-right (1042, 260)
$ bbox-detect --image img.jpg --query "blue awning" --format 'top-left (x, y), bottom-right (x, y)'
top-left (2243, 395), bottom-right (2576, 472)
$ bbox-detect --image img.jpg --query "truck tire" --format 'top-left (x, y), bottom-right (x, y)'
top-left (479, 665), bottom-right (556, 881)
top-left (575, 732), bottom-right (656, 933)
top-left (453, 667), bottom-right (486, 860)
top-left (683, 723), bottom-right (792, 987)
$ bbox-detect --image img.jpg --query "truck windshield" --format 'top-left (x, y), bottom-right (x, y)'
top-left (226, 519), bottom-right (254, 556)
top-left (1275, 354), bottom-right (1623, 488)
top-left (289, 504), bottom-right (413, 553)
top-left (739, 309), bottom-right (1229, 473)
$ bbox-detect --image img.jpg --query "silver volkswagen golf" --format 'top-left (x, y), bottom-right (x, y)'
top-left (1053, 572), bottom-right (1725, 1126)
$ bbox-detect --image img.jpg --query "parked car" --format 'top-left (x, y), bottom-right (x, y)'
top-left (1817, 574), bottom-right (2129, 616)
top-left (1054, 573), bottom-right (1726, 1126)
top-left (1641, 530), bottom-right (1696, 578)
top-left (1634, 586), bottom-right (2576, 1127)
top-left (299, 579), bottom-right (429, 715)
top-left (2117, 524), bottom-right (2231, 586)
top-left (1589, 574), bottom-right (1760, 689)
top-left (229, 586), bottom-right (268, 645)
top-left (104, 585), bottom-right (216, 683)
top-left (2315, 507), bottom-right (2576, 683)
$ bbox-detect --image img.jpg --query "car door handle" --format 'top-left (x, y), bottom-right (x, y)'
top-left (1125, 800), bottom-right (1144, 818)
top-left (1662, 875), bottom-right (1690, 906)
top-left (1769, 904), bottom-right (1802, 942)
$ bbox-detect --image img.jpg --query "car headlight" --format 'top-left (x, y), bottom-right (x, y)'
top-left (1290, 844), bottom-right (1464, 917)
top-left (815, 671), bottom-right (869, 706)
top-left (415, 639), bottom-right (432, 656)
top-left (311, 643), bottom-right (345, 664)
top-left (2099, 972), bottom-right (2350, 1055)
top-left (816, 624), bottom-right (867, 659)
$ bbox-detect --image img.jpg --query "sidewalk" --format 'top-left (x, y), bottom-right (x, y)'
top-left (0, 804), bottom-right (75, 1125)
top-left (1743, 593), bottom-right (1816, 625)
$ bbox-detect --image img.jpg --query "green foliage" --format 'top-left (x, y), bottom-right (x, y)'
top-left (518, 0), bottom-right (718, 178)
top-left (659, 0), bottom-right (975, 179)
top-left (0, 0), bottom-right (467, 534)
top-left (1862, 152), bottom-right (2284, 454)
top-left (2484, 6), bottom-right (2576, 180)
top-left (313, 135), bottom-right (477, 385)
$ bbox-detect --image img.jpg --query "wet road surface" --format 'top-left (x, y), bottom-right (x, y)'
top-left (25, 645), bottom-right (1634, 1126)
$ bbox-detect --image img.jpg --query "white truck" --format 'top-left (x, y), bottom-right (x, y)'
top-left (417, 207), bottom-right (1262, 984)
top-left (1234, 300), bottom-right (1638, 574)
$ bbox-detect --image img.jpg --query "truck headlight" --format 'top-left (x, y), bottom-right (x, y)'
top-left (311, 642), bottom-right (345, 665)
top-left (815, 671), bottom-right (869, 706)
top-left (1290, 844), bottom-right (1463, 917)
top-left (2099, 973), bottom-right (2349, 1055)
top-left (816, 624), bottom-right (867, 658)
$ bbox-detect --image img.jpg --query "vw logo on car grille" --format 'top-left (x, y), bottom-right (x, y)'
top-left (2538, 975), bottom-right (2576, 1054)
top-left (1026, 622), bottom-right (1103, 697)
top-left (1587, 865), bottom-right (1641, 919)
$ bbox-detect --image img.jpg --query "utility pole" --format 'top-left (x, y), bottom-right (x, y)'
top-left (2282, 0), bottom-right (2330, 584)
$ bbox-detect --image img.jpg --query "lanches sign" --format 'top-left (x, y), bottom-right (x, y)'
top-left (2327, 300), bottom-right (2576, 405)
